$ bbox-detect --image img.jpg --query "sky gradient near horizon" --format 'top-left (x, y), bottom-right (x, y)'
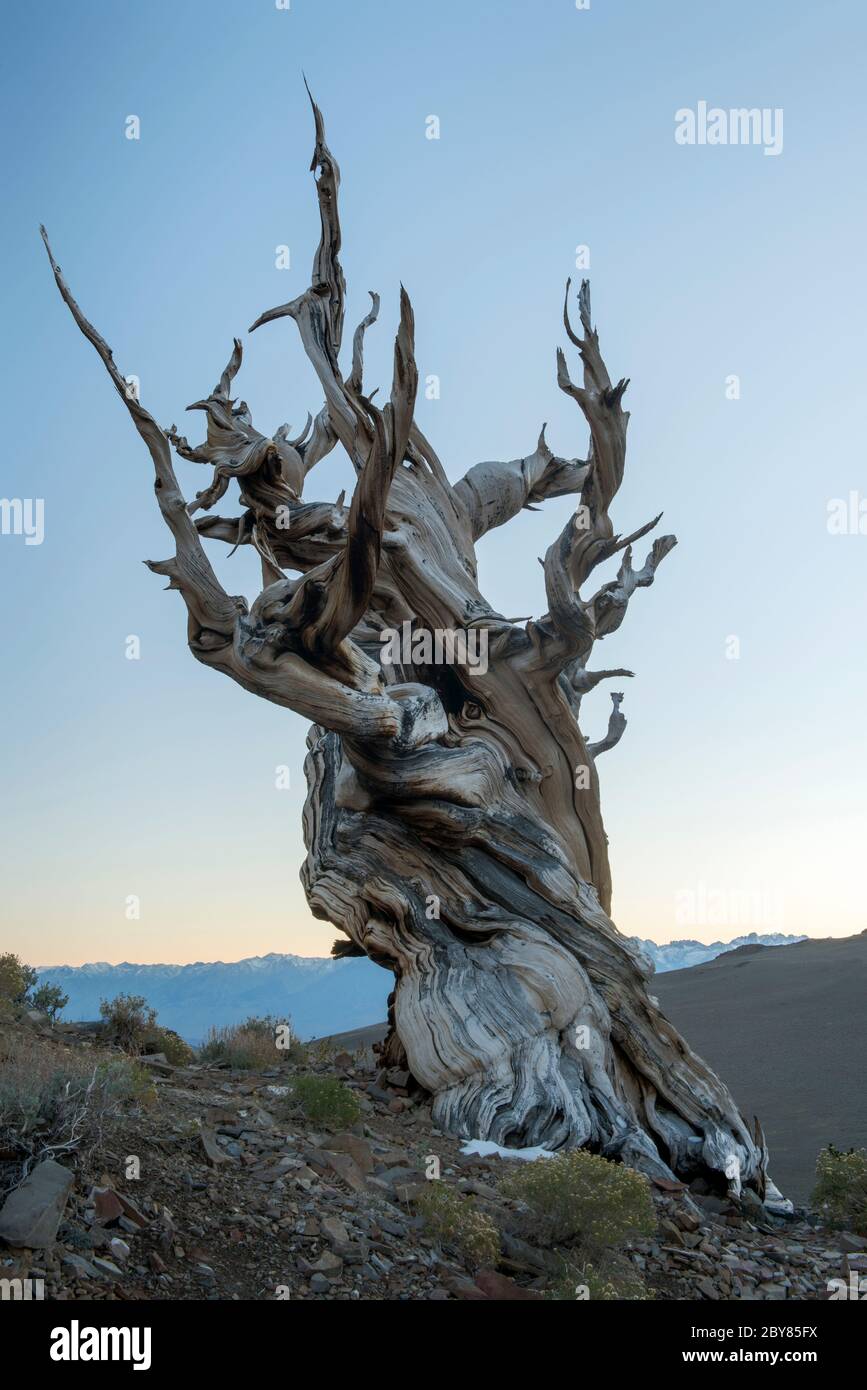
top-left (2, 0), bottom-right (866, 966)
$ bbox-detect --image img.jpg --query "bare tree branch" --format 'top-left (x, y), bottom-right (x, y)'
top-left (455, 426), bottom-right (590, 541)
top-left (40, 227), bottom-right (411, 740)
top-left (348, 291), bottom-right (380, 394)
top-left (529, 279), bottom-right (676, 671)
top-left (590, 535), bottom-right (678, 640)
top-left (40, 225), bottom-right (241, 640)
top-left (273, 286), bottom-right (419, 654)
top-left (587, 691), bottom-right (627, 758)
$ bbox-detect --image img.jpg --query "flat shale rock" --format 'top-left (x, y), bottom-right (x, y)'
top-left (0, 1160), bottom-right (74, 1249)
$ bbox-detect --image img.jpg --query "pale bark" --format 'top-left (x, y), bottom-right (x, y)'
top-left (43, 91), bottom-right (777, 1200)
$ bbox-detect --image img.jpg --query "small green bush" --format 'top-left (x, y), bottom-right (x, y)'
top-left (416, 1182), bottom-right (501, 1267)
top-left (813, 1145), bottom-right (867, 1233)
top-left (498, 1150), bottom-right (656, 1253)
top-left (0, 953), bottom-right (38, 1007)
top-left (28, 982), bottom-right (69, 1022)
top-left (99, 993), bottom-right (157, 1053)
top-left (150, 1026), bottom-right (195, 1066)
top-left (0, 957), bottom-right (67, 1022)
top-left (290, 1074), bottom-right (360, 1128)
top-left (92, 1057), bottom-right (157, 1105)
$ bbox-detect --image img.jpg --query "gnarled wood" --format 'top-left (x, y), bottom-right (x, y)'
top-left (43, 97), bottom-right (781, 1204)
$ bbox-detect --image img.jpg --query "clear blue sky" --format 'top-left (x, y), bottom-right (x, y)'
top-left (2, 0), bottom-right (865, 965)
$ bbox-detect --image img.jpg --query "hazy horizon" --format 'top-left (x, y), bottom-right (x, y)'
top-left (33, 928), bottom-right (813, 972)
top-left (3, 0), bottom-right (866, 966)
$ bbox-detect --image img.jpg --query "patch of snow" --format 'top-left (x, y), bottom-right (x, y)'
top-left (461, 1139), bottom-right (556, 1162)
top-left (763, 1180), bottom-right (794, 1215)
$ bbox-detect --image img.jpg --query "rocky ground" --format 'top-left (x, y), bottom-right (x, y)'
top-left (1, 1018), bottom-right (864, 1302)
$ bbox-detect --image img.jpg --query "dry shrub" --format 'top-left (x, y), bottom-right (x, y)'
top-left (545, 1252), bottom-right (652, 1301)
top-left (199, 1015), bottom-right (305, 1070)
top-left (150, 1027), bottom-right (195, 1066)
top-left (98, 993), bottom-right (157, 1052)
top-left (0, 1031), bottom-right (155, 1188)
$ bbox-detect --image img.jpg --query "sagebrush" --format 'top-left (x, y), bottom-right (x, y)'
top-left (98, 993), bottom-right (157, 1052)
top-left (499, 1150), bottom-right (656, 1252)
top-left (416, 1181), bottom-right (501, 1268)
top-left (0, 1032), bottom-right (154, 1186)
top-left (289, 1074), bottom-right (359, 1128)
top-left (813, 1144), bottom-right (867, 1233)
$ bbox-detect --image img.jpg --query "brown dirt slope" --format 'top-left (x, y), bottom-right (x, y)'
top-left (653, 932), bottom-right (867, 1204)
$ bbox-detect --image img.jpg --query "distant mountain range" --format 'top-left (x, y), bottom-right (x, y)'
top-left (37, 932), bottom-right (806, 1045)
top-left (628, 932), bottom-right (806, 974)
top-left (36, 954), bottom-right (390, 1046)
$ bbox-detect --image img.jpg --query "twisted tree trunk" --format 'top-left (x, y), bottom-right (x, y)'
top-left (43, 90), bottom-right (780, 1201)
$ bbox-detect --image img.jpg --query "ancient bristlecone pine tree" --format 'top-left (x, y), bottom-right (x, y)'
top-left (43, 96), bottom-right (778, 1200)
